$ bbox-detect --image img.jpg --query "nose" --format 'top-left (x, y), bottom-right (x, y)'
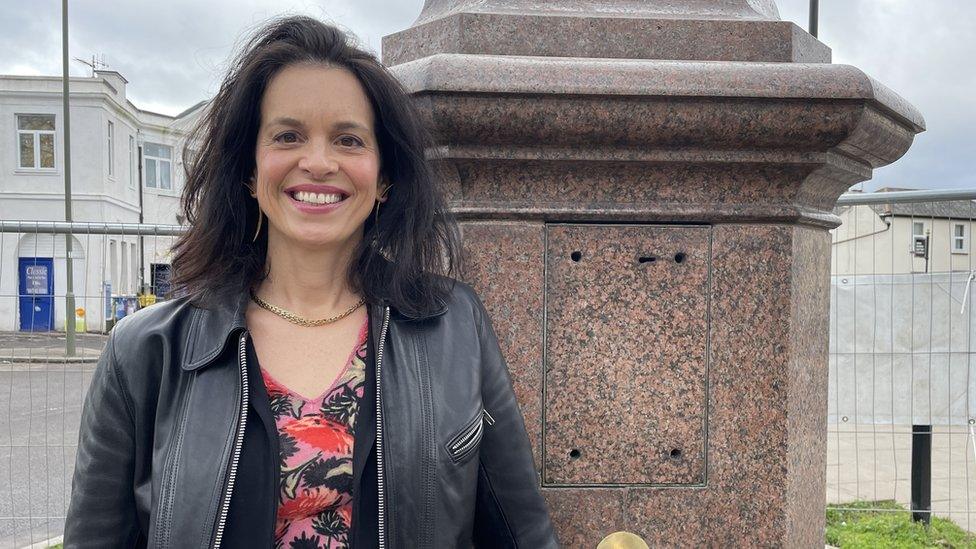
top-left (297, 142), bottom-right (339, 179)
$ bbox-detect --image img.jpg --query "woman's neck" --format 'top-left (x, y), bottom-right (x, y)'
top-left (254, 231), bottom-right (363, 317)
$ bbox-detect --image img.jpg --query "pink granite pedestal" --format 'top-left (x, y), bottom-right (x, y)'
top-left (383, 1), bottom-right (924, 546)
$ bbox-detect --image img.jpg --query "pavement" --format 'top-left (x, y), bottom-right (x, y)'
top-left (827, 423), bottom-right (976, 533)
top-left (0, 332), bottom-right (108, 364)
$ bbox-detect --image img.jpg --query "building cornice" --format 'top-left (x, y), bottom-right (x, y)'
top-left (0, 191), bottom-right (142, 215)
top-left (0, 86), bottom-right (194, 134)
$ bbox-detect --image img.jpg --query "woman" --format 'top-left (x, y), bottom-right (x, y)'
top-left (64, 15), bottom-right (559, 549)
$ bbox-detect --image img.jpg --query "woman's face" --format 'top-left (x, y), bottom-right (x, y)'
top-left (252, 62), bottom-right (386, 254)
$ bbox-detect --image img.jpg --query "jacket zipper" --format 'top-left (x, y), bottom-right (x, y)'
top-left (448, 409), bottom-right (495, 461)
top-left (212, 330), bottom-right (250, 549)
top-left (449, 418), bottom-right (484, 458)
top-left (376, 306), bottom-right (391, 549)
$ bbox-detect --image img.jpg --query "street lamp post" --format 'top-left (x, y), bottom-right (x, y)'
top-left (809, 0), bottom-right (819, 37)
top-left (62, 0), bottom-right (76, 356)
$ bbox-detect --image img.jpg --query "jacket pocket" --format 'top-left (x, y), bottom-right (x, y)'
top-left (447, 409), bottom-right (493, 464)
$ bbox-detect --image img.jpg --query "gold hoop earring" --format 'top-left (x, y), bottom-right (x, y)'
top-left (373, 184), bottom-right (393, 229)
top-left (252, 208), bottom-right (263, 242)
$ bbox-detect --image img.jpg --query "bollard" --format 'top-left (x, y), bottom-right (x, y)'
top-left (911, 424), bottom-right (932, 525)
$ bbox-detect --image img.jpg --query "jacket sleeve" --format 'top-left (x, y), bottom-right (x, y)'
top-left (470, 292), bottom-right (560, 548)
top-left (64, 328), bottom-right (144, 548)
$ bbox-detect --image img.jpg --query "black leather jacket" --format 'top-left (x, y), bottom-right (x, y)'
top-left (64, 279), bottom-right (559, 548)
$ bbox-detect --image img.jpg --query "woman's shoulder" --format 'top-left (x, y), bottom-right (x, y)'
top-left (103, 295), bottom-right (199, 370)
top-left (431, 275), bottom-right (485, 316)
top-left (428, 276), bottom-right (495, 332)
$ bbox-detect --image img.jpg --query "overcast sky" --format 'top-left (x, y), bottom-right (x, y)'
top-left (2, 0), bottom-right (973, 192)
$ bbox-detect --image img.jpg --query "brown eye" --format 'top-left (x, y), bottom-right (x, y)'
top-left (274, 131), bottom-right (300, 144)
top-left (338, 135), bottom-right (364, 148)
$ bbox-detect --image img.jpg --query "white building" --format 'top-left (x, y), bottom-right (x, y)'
top-left (0, 70), bottom-right (203, 332)
top-left (831, 187), bottom-right (975, 276)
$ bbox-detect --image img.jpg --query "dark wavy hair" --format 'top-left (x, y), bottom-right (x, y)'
top-left (170, 15), bottom-right (463, 318)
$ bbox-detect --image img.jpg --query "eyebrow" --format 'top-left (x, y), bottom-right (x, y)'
top-left (266, 117), bottom-right (371, 133)
top-left (267, 116), bottom-right (305, 129)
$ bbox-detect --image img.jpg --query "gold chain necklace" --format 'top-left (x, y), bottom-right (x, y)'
top-left (249, 287), bottom-right (366, 327)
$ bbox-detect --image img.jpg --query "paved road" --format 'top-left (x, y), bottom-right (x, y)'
top-left (0, 362), bottom-right (94, 549)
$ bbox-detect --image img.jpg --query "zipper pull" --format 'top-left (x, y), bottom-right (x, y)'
top-left (483, 409), bottom-right (495, 426)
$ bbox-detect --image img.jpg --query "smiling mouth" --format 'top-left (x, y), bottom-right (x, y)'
top-left (287, 190), bottom-right (348, 205)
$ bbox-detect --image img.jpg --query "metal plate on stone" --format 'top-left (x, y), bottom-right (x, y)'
top-left (544, 224), bottom-right (709, 485)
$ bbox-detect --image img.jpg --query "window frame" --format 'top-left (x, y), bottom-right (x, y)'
top-left (107, 120), bottom-right (115, 177)
top-left (952, 222), bottom-right (968, 254)
top-left (912, 221), bottom-right (925, 238)
top-left (15, 113), bottom-right (57, 172)
top-left (128, 135), bottom-right (136, 189)
top-left (143, 142), bottom-right (174, 191)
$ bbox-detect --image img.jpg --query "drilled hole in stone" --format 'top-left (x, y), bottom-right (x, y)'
top-left (571, 251), bottom-right (582, 262)
top-left (638, 256), bottom-right (656, 263)
top-left (670, 448), bottom-right (682, 459)
top-left (674, 252), bottom-right (686, 263)
top-left (569, 448), bottom-right (582, 459)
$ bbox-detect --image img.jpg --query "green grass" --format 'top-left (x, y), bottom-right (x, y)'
top-left (827, 500), bottom-right (976, 548)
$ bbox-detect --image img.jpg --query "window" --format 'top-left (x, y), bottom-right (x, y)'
top-left (16, 114), bottom-right (56, 170)
top-left (912, 221), bottom-right (926, 244)
top-left (107, 120), bottom-right (115, 176)
top-left (109, 240), bottom-right (118, 289)
top-left (910, 221), bottom-right (927, 256)
top-left (912, 221), bottom-right (925, 238)
top-left (132, 244), bottom-right (140, 292)
top-left (129, 135), bottom-right (136, 188)
top-left (121, 242), bottom-right (129, 293)
top-left (953, 222), bottom-right (968, 253)
top-left (144, 142), bottom-right (173, 190)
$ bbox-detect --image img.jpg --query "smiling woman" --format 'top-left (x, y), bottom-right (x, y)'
top-left (251, 64), bottom-right (385, 254)
top-left (168, 16), bottom-right (462, 317)
top-left (63, 14), bottom-right (558, 549)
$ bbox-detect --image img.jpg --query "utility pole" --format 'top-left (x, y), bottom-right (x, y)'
top-left (62, 0), bottom-right (76, 356)
top-left (809, 0), bottom-right (819, 38)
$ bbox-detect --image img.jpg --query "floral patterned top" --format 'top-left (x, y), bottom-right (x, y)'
top-left (259, 315), bottom-right (368, 549)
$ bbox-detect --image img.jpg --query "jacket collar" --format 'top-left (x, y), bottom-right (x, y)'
top-left (182, 283), bottom-right (448, 371)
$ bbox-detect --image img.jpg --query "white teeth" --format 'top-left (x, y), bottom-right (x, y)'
top-left (292, 191), bottom-right (344, 205)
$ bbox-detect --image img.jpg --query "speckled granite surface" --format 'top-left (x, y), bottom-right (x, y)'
top-left (543, 224), bottom-right (709, 485)
top-left (388, 1), bottom-right (922, 546)
top-left (384, 16), bottom-right (830, 65)
top-left (466, 224), bottom-right (830, 546)
top-left (458, 221), bottom-right (546, 472)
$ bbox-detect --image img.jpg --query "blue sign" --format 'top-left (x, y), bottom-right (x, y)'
top-left (19, 257), bottom-right (54, 331)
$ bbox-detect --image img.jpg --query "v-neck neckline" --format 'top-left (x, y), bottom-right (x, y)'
top-left (256, 314), bottom-right (369, 403)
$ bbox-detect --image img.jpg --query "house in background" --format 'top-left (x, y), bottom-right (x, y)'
top-left (831, 187), bottom-right (975, 276)
top-left (0, 69), bottom-right (203, 332)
